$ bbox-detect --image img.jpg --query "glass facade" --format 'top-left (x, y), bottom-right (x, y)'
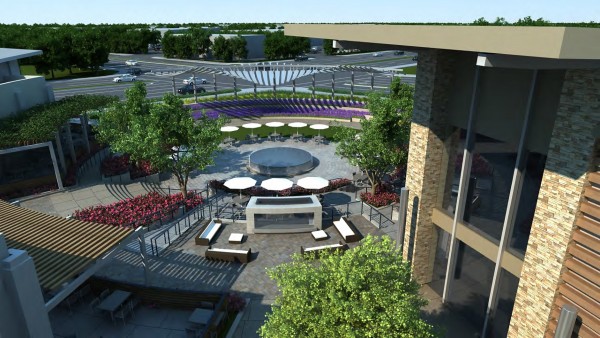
top-left (430, 228), bottom-right (451, 296)
top-left (447, 242), bottom-right (495, 334)
top-left (489, 269), bottom-right (520, 338)
top-left (254, 212), bottom-right (314, 230)
top-left (463, 133), bottom-right (518, 242)
top-left (441, 128), bottom-right (465, 214)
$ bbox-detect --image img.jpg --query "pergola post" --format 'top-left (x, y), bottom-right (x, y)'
top-left (47, 142), bottom-right (64, 190)
top-left (171, 76), bottom-right (176, 95)
top-left (233, 77), bottom-right (237, 100)
top-left (213, 74), bottom-right (217, 100)
top-left (79, 114), bottom-right (90, 154)
top-left (312, 74), bottom-right (316, 99)
top-left (351, 71), bottom-right (355, 101)
top-left (54, 130), bottom-right (66, 175)
top-left (331, 73), bottom-right (335, 99)
top-left (273, 75), bottom-right (276, 98)
top-left (64, 123), bottom-right (76, 164)
top-left (192, 72), bottom-right (198, 103)
top-left (370, 72), bottom-right (374, 91)
top-left (292, 79), bottom-right (296, 97)
top-left (138, 232), bottom-right (150, 285)
top-left (253, 82), bottom-right (257, 98)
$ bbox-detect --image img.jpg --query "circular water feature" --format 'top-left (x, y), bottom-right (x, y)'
top-left (248, 147), bottom-right (315, 176)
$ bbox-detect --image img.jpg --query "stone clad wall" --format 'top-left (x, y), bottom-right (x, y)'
top-left (403, 49), bottom-right (457, 283)
top-left (508, 69), bottom-right (600, 338)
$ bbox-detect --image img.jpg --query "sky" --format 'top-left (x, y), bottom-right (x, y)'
top-left (0, 0), bottom-right (594, 24)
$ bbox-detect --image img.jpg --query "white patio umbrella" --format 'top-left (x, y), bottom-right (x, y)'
top-left (265, 121), bottom-right (284, 135)
top-left (297, 177), bottom-right (329, 192)
top-left (220, 125), bottom-right (239, 141)
top-left (224, 177), bottom-right (257, 198)
top-left (288, 122), bottom-right (307, 136)
top-left (242, 123), bottom-right (261, 137)
top-left (261, 178), bottom-right (294, 196)
top-left (309, 124), bottom-right (329, 137)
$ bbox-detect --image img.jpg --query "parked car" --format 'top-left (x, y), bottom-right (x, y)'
top-left (183, 76), bottom-right (208, 85)
top-left (125, 60), bottom-right (138, 66)
top-left (127, 68), bottom-right (142, 75)
top-left (113, 74), bottom-right (137, 82)
top-left (393, 50), bottom-right (404, 55)
top-left (412, 56), bottom-right (418, 61)
top-left (177, 84), bottom-right (206, 95)
top-left (372, 52), bottom-right (382, 57)
top-left (295, 54), bottom-right (309, 61)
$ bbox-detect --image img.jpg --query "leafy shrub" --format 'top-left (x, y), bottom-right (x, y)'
top-left (73, 191), bottom-right (203, 228)
top-left (101, 154), bottom-right (157, 178)
top-left (360, 191), bottom-right (399, 207)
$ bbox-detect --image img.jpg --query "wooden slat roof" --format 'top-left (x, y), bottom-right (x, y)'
top-left (0, 201), bottom-right (133, 292)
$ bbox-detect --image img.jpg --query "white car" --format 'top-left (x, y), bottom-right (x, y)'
top-left (125, 60), bottom-right (138, 66)
top-left (372, 52), bottom-right (382, 57)
top-left (113, 74), bottom-right (137, 82)
top-left (183, 76), bottom-right (208, 85)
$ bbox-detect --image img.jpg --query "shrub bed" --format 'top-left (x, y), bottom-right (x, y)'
top-left (101, 154), bottom-right (157, 179)
top-left (73, 191), bottom-right (203, 228)
top-left (360, 191), bottom-right (399, 208)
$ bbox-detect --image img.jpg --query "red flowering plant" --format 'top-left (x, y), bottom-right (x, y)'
top-left (360, 183), bottom-right (399, 208)
top-left (73, 191), bottom-right (203, 228)
top-left (101, 154), bottom-right (131, 177)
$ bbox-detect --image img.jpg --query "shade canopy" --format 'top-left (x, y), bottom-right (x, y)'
top-left (242, 123), bottom-right (262, 129)
top-left (265, 122), bottom-right (284, 128)
top-left (224, 177), bottom-right (257, 190)
top-left (297, 177), bottom-right (329, 190)
top-left (261, 178), bottom-right (294, 191)
top-left (288, 122), bottom-right (307, 128)
top-left (220, 126), bottom-right (239, 132)
top-left (309, 124), bottom-right (329, 130)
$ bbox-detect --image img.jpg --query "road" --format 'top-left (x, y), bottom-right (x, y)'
top-left (50, 50), bottom-right (417, 100)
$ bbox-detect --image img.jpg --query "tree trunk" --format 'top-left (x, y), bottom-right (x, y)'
top-left (51, 69), bottom-right (55, 79)
top-left (175, 173), bottom-right (187, 199)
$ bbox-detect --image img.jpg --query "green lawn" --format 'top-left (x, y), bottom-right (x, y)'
top-left (400, 66), bottom-right (417, 75)
top-left (19, 65), bottom-right (117, 80)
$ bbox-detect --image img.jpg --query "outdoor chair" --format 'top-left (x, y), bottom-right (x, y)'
top-left (99, 288), bottom-right (110, 300)
top-left (63, 292), bottom-right (80, 314)
top-left (114, 305), bottom-right (133, 326)
top-left (77, 284), bottom-right (92, 301)
top-left (89, 297), bottom-right (100, 313)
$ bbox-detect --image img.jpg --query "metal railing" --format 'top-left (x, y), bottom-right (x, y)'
top-left (323, 200), bottom-right (395, 229)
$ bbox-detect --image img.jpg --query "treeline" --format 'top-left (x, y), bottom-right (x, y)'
top-left (161, 28), bottom-right (212, 59)
top-left (0, 24), bottom-right (160, 78)
top-left (263, 31), bottom-right (310, 60)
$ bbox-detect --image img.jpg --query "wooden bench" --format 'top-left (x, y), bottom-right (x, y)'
top-left (333, 216), bottom-right (360, 243)
top-left (300, 241), bottom-right (348, 256)
top-left (195, 219), bottom-right (222, 246)
top-left (205, 247), bottom-right (251, 263)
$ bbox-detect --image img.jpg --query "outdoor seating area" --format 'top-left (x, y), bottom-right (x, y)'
top-left (333, 216), bottom-right (361, 242)
top-left (195, 219), bottom-right (222, 246)
top-left (205, 247), bottom-right (252, 263)
top-left (91, 288), bottom-right (140, 324)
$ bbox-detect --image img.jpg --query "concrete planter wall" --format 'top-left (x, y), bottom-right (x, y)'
top-left (102, 171), bottom-right (131, 184)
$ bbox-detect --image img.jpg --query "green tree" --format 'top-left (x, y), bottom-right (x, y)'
top-left (230, 35), bottom-right (248, 60)
top-left (323, 39), bottom-right (337, 55)
top-left (264, 31), bottom-right (310, 59)
top-left (259, 235), bottom-right (437, 338)
top-left (335, 90), bottom-right (412, 194)
top-left (96, 82), bottom-right (228, 198)
top-left (212, 35), bottom-right (233, 62)
top-left (189, 27), bottom-right (212, 57)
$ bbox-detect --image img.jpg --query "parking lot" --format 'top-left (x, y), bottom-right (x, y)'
top-left (50, 50), bottom-right (417, 100)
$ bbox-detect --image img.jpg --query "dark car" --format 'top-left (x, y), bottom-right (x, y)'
top-left (294, 54), bottom-right (309, 61)
top-left (127, 68), bottom-right (143, 75)
top-left (177, 84), bottom-right (206, 95)
top-left (393, 50), bottom-right (404, 55)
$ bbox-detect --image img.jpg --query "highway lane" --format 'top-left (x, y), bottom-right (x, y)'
top-left (51, 50), bottom-right (417, 100)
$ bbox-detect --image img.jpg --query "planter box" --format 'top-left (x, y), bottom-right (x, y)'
top-left (132, 172), bottom-right (160, 184)
top-left (102, 171), bottom-right (131, 184)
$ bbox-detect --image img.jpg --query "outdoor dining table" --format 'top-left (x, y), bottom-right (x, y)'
top-left (96, 290), bottom-right (131, 320)
top-left (189, 307), bottom-right (215, 326)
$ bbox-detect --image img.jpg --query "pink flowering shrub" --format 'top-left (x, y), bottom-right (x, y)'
top-left (360, 191), bottom-right (399, 208)
top-left (73, 191), bottom-right (203, 228)
top-left (101, 154), bottom-right (158, 178)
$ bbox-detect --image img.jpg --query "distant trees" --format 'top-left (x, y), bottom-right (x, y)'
top-left (0, 24), bottom-right (159, 78)
top-left (211, 35), bottom-right (247, 62)
top-left (323, 39), bottom-right (337, 55)
top-left (263, 31), bottom-right (310, 60)
top-left (162, 28), bottom-right (213, 59)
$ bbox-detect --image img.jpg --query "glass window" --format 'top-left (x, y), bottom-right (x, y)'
top-left (254, 213), bottom-right (314, 230)
top-left (508, 152), bottom-right (546, 257)
top-left (447, 241), bottom-right (495, 335)
top-left (429, 228), bottom-right (451, 297)
top-left (488, 269), bottom-right (519, 338)
top-left (440, 128), bottom-right (465, 214)
top-left (462, 133), bottom-right (518, 242)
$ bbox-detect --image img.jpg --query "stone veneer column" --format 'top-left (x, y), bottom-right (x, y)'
top-left (508, 69), bottom-right (600, 338)
top-left (403, 50), bottom-right (456, 283)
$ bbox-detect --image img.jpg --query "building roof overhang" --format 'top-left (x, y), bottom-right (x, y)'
top-left (0, 48), bottom-right (43, 63)
top-left (285, 24), bottom-right (600, 61)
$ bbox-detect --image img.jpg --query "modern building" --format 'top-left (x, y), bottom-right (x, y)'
top-left (286, 24), bottom-right (600, 338)
top-left (0, 48), bottom-right (54, 118)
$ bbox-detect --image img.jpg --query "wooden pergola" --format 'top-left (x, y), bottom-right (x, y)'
top-left (0, 200), bottom-right (133, 292)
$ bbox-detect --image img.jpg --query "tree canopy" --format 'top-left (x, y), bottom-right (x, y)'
top-left (96, 82), bottom-right (228, 198)
top-left (263, 31), bottom-right (310, 59)
top-left (335, 81), bottom-right (413, 194)
top-left (259, 235), bottom-right (437, 338)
